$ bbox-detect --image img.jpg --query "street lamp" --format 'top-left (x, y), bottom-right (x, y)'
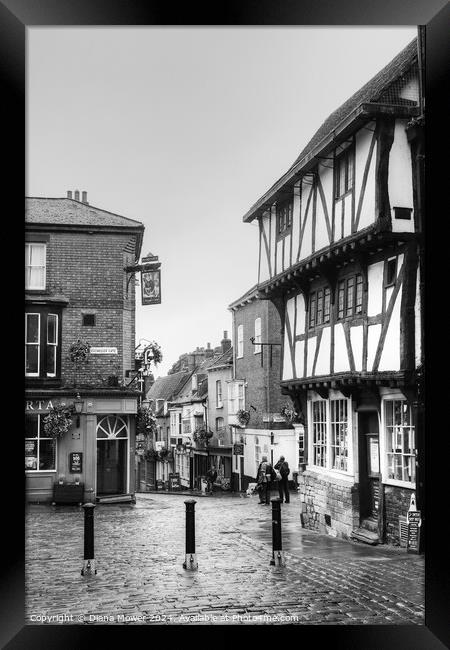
top-left (73, 392), bottom-right (84, 428)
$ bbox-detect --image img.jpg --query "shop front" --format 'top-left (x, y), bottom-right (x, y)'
top-left (25, 391), bottom-right (138, 503)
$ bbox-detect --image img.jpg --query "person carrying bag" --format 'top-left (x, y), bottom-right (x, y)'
top-left (274, 455), bottom-right (290, 503)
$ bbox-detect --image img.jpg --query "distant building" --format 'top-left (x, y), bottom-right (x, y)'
top-left (228, 287), bottom-right (300, 491)
top-left (25, 191), bottom-right (145, 503)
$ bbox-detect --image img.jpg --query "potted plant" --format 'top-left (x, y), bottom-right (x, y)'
top-left (68, 339), bottom-right (90, 386)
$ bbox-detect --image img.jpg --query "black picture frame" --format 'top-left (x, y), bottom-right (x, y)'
top-left (5, 0), bottom-right (448, 647)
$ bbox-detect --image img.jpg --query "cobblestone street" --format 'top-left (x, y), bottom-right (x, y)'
top-left (25, 491), bottom-right (424, 626)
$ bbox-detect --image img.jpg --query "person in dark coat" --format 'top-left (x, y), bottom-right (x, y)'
top-left (206, 465), bottom-right (217, 493)
top-left (274, 456), bottom-right (290, 503)
top-left (256, 455), bottom-right (276, 505)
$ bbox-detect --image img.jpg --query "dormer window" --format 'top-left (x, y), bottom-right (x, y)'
top-left (276, 198), bottom-right (293, 235)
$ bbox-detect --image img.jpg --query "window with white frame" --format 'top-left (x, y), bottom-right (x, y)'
top-left (25, 413), bottom-right (56, 471)
top-left (384, 400), bottom-right (415, 483)
top-left (330, 399), bottom-right (349, 471)
top-left (182, 418), bottom-right (191, 434)
top-left (254, 317), bottom-right (262, 354)
top-left (25, 242), bottom-right (46, 290)
top-left (237, 324), bottom-right (244, 358)
top-left (228, 380), bottom-right (245, 415)
top-left (216, 380), bottom-right (223, 407)
top-left (25, 310), bottom-right (60, 378)
top-left (310, 398), bottom-right (351, 472)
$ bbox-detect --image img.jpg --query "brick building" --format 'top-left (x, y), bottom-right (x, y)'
top-left (228, 286), bottom-right (301, 491)
top-left (25, 191), bottom-right (145, 503)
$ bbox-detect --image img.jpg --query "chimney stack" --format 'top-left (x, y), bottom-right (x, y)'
top-left (67, 190), bottom-right (72, 199)
top-left (74, 190), bottom-right (80, 201)
top-left (221, 330), bottom-right (231, 353)
top-left (82, 191), bottom-right (88, 204)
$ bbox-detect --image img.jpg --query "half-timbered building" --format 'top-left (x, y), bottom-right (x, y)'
top-left (242, 38), bottom-right (424, 546)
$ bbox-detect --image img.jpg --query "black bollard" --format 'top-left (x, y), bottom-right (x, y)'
top-left (270, 498), bottom-right (285, 567)
top-left (81, 503), bottom-right (97, 576)
top-left (182, 499), bottom-right (198, 570)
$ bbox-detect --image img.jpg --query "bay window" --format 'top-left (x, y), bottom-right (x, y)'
top-left (25, 308), bottom-right (61, 379)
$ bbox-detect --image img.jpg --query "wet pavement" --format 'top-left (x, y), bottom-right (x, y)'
top-left (25, 491), bottom-right (424, 625)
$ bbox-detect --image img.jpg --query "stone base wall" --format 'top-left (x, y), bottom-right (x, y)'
top-left (298, 470), bottom-right (359, 540)
top-left (384, 484), bottom-right (415, 545)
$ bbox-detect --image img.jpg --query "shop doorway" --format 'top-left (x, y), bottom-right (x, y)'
top-left (96, 415), bottom-right (129, 496)
top-left (358, 411), bottom-right (381, 523)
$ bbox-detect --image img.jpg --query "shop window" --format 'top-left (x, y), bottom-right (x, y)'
top-left (25, 308), bottom-right (61, 379)
top-left (25, 242), bottom-right (46, 290)
top-left (310, 398), bottom-right (351, 473)
top-left (25, 413), bottom-right (56, 471)
top-left (337, 274), bottom-right (363, 319)
top-left (384, 400), bottom-right (415, 483)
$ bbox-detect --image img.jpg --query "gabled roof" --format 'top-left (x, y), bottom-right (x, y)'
top-left (26, 197), bottom-right (145, 229)
top-left (228, 284), bottom-right (259, 310)
top-left (146, 371), bottom-right (191, 401)
top-left (243, 38), bottom-right (418, 223)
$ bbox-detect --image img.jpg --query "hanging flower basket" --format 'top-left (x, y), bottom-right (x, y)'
top-left (280, 403), bottom-right (301, 424)
top-left (143, 341), bottom-right (163, 366)
top-left (136, 405), bottom-right (156, 437)
top-left (68, 339), bottom-right (90, 363)
top-left (236, 409), bottom-right (250, 426)
top-left (193, 428), bottom-right (213, 443)
top-left (144, 448), bottom-right (159, 461)
top-left (43, 404), bottom-right (73, 439)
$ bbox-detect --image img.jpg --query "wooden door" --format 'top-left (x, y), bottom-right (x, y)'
top-left (97, 439), bottom-right (127, 495)
top-left (358, 411), bottom-right (380, 520)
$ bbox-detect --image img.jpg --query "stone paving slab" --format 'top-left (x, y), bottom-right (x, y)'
top-left (25, 492), bottom-right (424, 625)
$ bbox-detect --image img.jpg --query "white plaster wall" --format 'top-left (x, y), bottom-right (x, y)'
top-left (287, 296), bottom-right (296, 335)
top-left (367, 261), bottom-right (384, 316)
top-left (315, 164), bottom-right (333, 251)
top-left (306, 336), bottom-right (317, 377)
top-left (334, 324), bottom-right (350, 372)
top-left (378, 289), bottom-right (401, 371)
top-left (299, 181), bottom-right (313, 260)
top-left (389, 119), bottom-right (414, 233)
top-left (314, 326), bottom-right (331, 376)
top-left (350, 325), bottom-right (364, 371)
top-left (355, 126), bottom-right (377, 231)
top-left (296, 294), bottom-right (306, 336)
top-left (259, 217), bottom-right (270, 283)
top-left (385, 285), bottom-right (394, 308)
top-left (282, 325), bottom-right (293, 380)
top-left (295, 339), bottom-right (305, 378)
top-left (276, 239), bottom-right (283, 276)
top-left (343, 193), bottom-right (353, 238)
top-left (292, 182), bottom-right (301, 262)
top-left (367, 323), bottom-right (382, 371)
top-left (269, 207), bottom-right (275, 278)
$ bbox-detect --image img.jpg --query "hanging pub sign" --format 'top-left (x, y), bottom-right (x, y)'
top-left (233, 443), bottom-right (244, 455)
top-left (141, 268), bottom-right (161, 305)
top-left (69, 452), bottom-right (83, 474)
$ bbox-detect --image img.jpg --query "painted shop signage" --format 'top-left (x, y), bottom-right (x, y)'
top-left (90, 347), bottom-right (118, 354)
top-left (26, 400), bottom-right (57, 411)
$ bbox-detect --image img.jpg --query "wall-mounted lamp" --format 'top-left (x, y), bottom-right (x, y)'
top-left (73, 393), bottom-right (84, 428)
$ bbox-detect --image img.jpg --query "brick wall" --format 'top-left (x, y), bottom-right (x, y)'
top-left (384, 484), bottom-right (414, 545)
top-left (233, 297), bottom-right (285, 428)
top-left (298, 470), bottom-right (359, 539)
top-left (45, 231), bottom-right (136, 387)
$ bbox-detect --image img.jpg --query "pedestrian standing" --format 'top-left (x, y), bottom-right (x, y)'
top-left (206, 465), bottom-right (217, 494)
top-left (274, 456), bottom-right (290, 503)
top-left (256, 455), bottom-right (276, 505)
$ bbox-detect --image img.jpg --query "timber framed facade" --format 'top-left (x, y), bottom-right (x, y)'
top-left (243, 38), bottom-right (424, 547)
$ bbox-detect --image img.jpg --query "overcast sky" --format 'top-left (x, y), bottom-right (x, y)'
top-left (26, 26), bottom-right (417, 377)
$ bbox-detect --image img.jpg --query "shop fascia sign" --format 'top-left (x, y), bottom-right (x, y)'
top-left (26, 400), bottom-right (57, 411)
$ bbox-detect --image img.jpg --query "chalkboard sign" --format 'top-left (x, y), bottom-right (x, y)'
top-left (169, 473), bottom-right (180, 490)
top-left (69, 452), bottom-right (83, 474)
top-left (406, 510), bottom-right (421, 553)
